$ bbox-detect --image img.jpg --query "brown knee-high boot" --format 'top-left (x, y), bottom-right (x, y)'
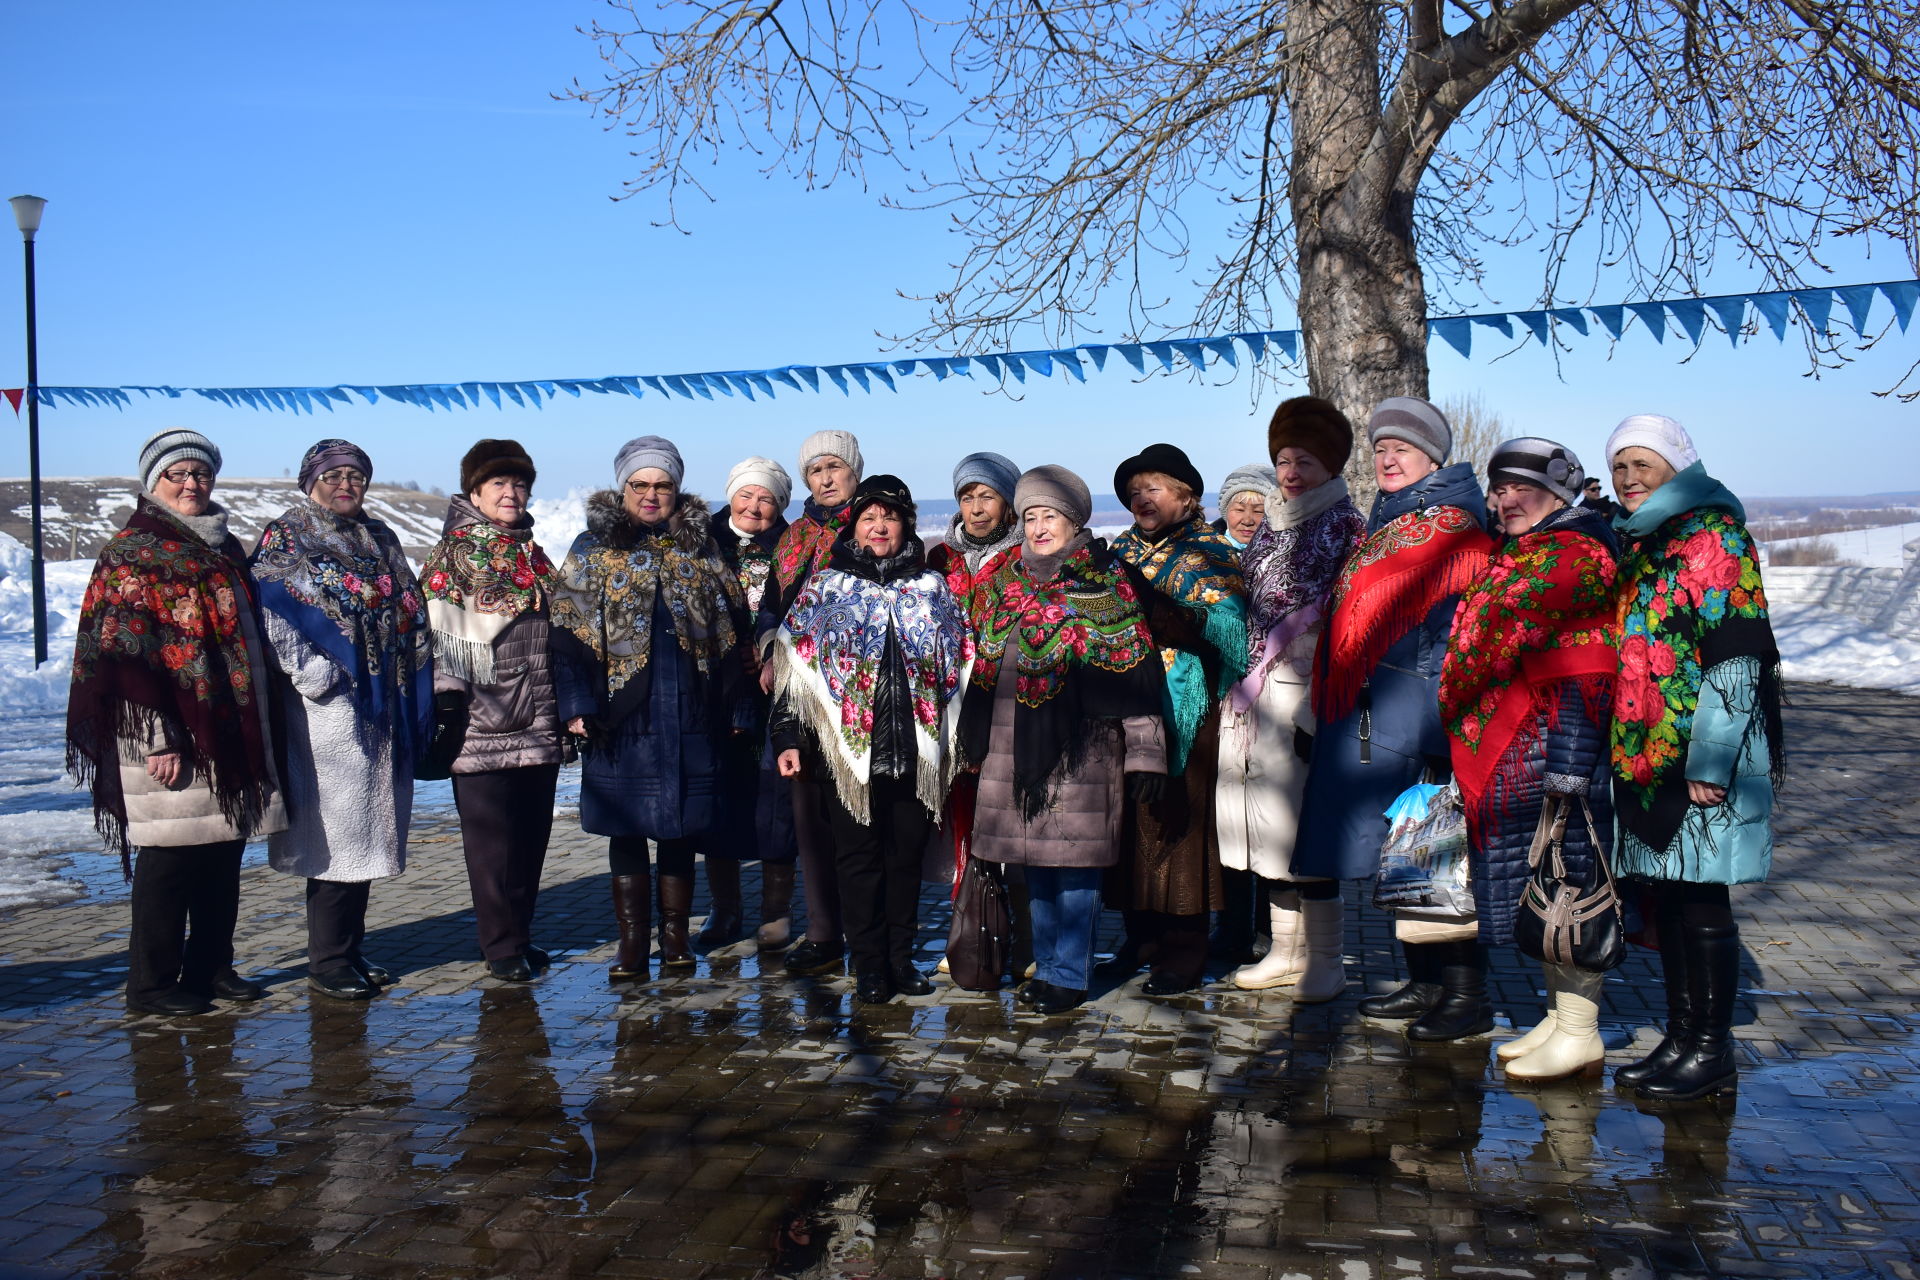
top-left (696, 858), bottom-right (745, 950)
top-left (658, 875), bottom-right (695, 966)
top-left (757, 861), bottom-right (796, 952)
top-left (608, 874), bottom-right (651, 980)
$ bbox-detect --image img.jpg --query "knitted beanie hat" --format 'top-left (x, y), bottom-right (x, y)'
top-left (613, 435), bottom-right (684, 489)
top-left (1266, 396), bottom-right (1354, 475)
top-left (1486, 436), bottom-right (1585, 506)
top-left (1013, 464), bottom-right (1093, 529)
top-left (1113, 442), bottom-right (1205, 507)
top-left (297, 439), bottom-right (372, 492)
top-left (1604, 413), bottom-right (1700, 474)
top-left (726, 456), bottom-right (793, 510)
top-left (951, 451), bottom-right (1021, 504)
top-left (846, 473), bottom-right (916, 526)
top-left (138, 428), bottom-right (222, 492)
top-left (1367, 396), bottom-right (1453, 464)
top-left (1218, 463), bottom-right (1278, 508)
top-left (459, 439), bottom-right (536, 496)
top-left (798, 429), bottom-right (864, 482)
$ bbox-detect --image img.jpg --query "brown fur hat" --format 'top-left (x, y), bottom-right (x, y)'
top-left (460, 438), bottom-right (536, 496)
top-left (1266, 397), bottom-right (1353, 474)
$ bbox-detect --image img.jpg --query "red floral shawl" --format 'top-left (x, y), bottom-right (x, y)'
top-left (66, 498), bottom-right (277, 856)
top-left (772, 501), bottom-right (851, 592)
top-left (1314, 503), bottom-right (1492, 723)
top-left (1440, 515), bottom-right (1619, 830)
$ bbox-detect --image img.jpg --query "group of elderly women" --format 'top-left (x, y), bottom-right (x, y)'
top-left (74, 398), bottom-right (1779, 1102)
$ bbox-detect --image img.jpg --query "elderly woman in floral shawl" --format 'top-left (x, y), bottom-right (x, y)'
top-left (69, 428), bottom-right (287, 1017)
top-left (1440, 437), bottom-right (1619, 1082)
top-left (552, 434), bottom-right (751, 980)
top-left (252, 438), bottom-right (433, 1001)
top-left (1605, 413), bottom-right (1783, 1102)
top-left (420, 438), bottom-right (565, 984)
top-left (770, 474), bottom-right (971, 1005)
top-left (1102, 442), bottom-right (1250, 997)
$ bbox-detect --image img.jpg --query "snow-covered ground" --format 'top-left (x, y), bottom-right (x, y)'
top-left (5, 506), bottom-right (1916, 914)
top-left (1764, 521), bottom-right (1920, 568)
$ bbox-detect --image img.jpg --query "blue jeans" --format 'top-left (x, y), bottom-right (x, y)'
top-left (1025, 865), bottom-right (1103, 990)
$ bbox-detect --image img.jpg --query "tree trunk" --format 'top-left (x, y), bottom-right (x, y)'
top-left (1286, 0), bottom-right (1432, 505)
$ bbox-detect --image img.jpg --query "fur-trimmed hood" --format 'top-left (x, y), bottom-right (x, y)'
top-left (584, 489), bottom-right (715, 553)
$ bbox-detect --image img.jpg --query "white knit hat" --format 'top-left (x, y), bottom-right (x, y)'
top-left (797, 430), bottom-right (863, 482)
top-left (1604, 414), bottom-right (1699, 473)
top-left (726, 456), bottom-right (793, 510)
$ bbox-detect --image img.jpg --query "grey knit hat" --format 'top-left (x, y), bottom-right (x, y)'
top-left (1367, 396), bottom-right (1453, 464)
top-left (139, 428), bottom-right (222, 492)
top-left (1013, 464), bottom-right (1093, 530)
top-left (1218, 463), bottom-right (1277, 508)
top-left (952, 451), bottom-right (1020, 503)
top-left (1487, 437), bottom-right (1585, 506)
top-left (614, 435), bottom-right (684, 489)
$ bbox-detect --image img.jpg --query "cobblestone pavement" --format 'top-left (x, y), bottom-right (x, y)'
top-left (1, 683), bottom-right (1917, 1279)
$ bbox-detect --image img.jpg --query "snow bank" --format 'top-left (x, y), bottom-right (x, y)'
top-left (1764, 521), bottom-right (1920, 568)
top-left (1771, 601), bottom-right (1920, 696)
top-left (528, 487), bottom-right (590, 559)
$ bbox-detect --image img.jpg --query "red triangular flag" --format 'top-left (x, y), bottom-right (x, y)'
top-left (1, 389), bottom-right (22, 415)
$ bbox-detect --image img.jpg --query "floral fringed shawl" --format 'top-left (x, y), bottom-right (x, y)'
top-left (960, 536), bottom-right (1162, 818)
top-left (420, 495), bottom-right (557, 683)
top-left (1111, 514), bottom-right (1250, 774)
top-left (68, 498), bottom-right (278, 857)
top-left (1314, 464), bottom-right (1492, 724)
top-left (550, 490), bottom-right (746, 726)
top-left (1233, 478), bottom-right (1366, 709)
top-left (773, 549), bottom-right (972, 824)
top-left (1610, 464), bottom-right (1784, 857)
top-left (1441, 506), bottom-right (1619, 842)
top-left (251, 499), bottom-right (433, 759)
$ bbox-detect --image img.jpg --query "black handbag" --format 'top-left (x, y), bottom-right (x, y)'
top-left (945, 855), bottom-right (1012, 991)
top-left (1515, 793), bottom-right (1626, 972)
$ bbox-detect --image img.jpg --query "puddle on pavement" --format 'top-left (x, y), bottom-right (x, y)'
top-left (7, 965), bottom-right (1917, 1278)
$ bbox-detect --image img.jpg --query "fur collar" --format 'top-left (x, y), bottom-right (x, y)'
top-left (585, 489), bottom-right (714, 553)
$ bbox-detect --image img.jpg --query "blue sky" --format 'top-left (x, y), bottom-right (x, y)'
top-left (1, 1), bottom-right (1914, 506)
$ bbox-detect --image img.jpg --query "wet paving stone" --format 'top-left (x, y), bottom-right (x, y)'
top-left (1, 684), bottom-right (1918, 1276)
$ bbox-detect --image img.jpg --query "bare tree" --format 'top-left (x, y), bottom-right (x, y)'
top-left (1436, 392), bottom-right (1503, 481)
top-left (564, 1), bottom-right (1920, 432)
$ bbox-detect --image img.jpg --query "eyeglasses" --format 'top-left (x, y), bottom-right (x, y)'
top-left (625, 480), bottom-right (675, 497)
top-left (159, 468), bottom-right (215, 486)
top-left (318, 469), bottom-right (369, 489)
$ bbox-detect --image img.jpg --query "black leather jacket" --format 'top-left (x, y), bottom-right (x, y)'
top-left (769, 537), bottom-right (928, 789)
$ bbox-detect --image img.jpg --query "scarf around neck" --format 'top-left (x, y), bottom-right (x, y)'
top-left (722, 516), bottom-right (787, 615)
top-left (773, 540), bottom-right (972, 823)
top-left (68, 497), bottom-right (277, 857)
top-left (251, 498), bottom-right (433, 758)
top-left (772, 499), bottom-right (852, 592)
top-left (420, 494), bottom-right (557, 683)
top-left (1233, 478), bottom-right (1365, 711)
top-left (550, 489), bottom-right (745, 720)
top-left (1441, 504), bottom-right (1620, 833)
top-left (961, 535), bottom-right (1162, 818)
top-left (1610, 463), bottom-right (1784, 853)
top-left (1314, 462), bottom-right (1492, 724)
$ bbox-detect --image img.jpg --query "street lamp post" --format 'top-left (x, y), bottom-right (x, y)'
top-left (9, 194), bottom-right (47, 668)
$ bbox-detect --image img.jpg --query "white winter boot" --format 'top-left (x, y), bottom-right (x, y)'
top-left (1231, 888), bottom-right (1304, 989)
top-left (1292, 893), bottom-right (1348, 1003)
top-left (1504, 962), bottom-right (1605, 1082)
top-left (1497, 963), bottom-right (1560, 1061)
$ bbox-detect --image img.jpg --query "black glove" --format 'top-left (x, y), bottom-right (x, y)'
top-left (1125, 771), bottom-right (1165, 806)
top-left (415, 691), bottom-right (469, 781)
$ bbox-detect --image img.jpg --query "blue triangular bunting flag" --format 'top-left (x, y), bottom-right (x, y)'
top-left (1628, 302), bottom-right (1668, 343)
top-left (1430, 317), bottom-right (1472, 358)
top-left (1791, 289), bottom-right (1834, 334)
top-left (1667, 300), bottom-right (1708, 345)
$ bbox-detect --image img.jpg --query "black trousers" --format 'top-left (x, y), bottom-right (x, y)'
top-left (453, 763), bottom-right (560, 961)
top-left (126, 840), bottom-right (245, 1002)
top-left (306, 878), bottom-right (373, 972)
top-left (824, 775), bottom-right (933, 973)
top-left (607, 835), bottom-right (698, 878)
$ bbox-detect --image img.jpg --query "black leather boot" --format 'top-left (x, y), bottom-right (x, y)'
top-left (1209, 866), bottom-right (1258, 965)
top-left (1359, 939), bottom-right (1445, 1019)
top-left (1635, 919), bottom-right (1741, 1101)
top-left (696, 858), bottom-right (745, 950)
top-left (1615, 891), bottom-right (1693, 1089)
top-left (1407, 941), bottom-right (1494, 1041)
top-left (658, 875), bottom-right (695, 966)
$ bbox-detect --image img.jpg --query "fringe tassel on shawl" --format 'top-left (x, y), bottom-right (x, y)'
top-left (1316, 539), bottom-right (1488, 724)
top-left (430, 629), bottom-right (498, 685)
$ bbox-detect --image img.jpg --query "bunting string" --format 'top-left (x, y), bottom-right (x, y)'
top-left (6, 279), bottom-right (1914, 416)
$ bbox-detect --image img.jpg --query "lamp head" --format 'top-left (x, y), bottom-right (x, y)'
top-left (10, 196), bottom-right (47, 241)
